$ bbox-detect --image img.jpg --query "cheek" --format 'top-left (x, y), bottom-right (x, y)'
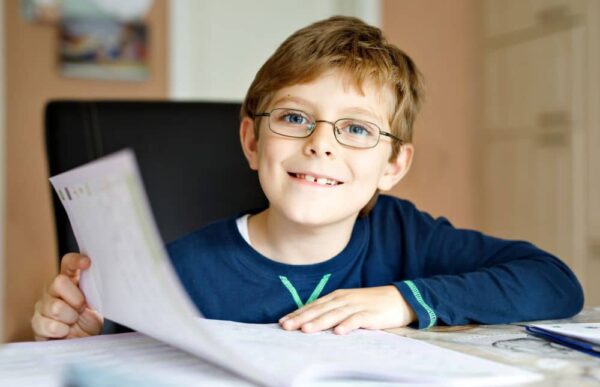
top-left (255, 138), bottom-right (296, 184)
top-left (256, 140), bottom-right (281, 171)
top-left (350, 152), bottom-right (389, 182)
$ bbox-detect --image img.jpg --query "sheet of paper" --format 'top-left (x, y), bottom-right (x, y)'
top-left (200, 320), bottom-right (542, 386)
top-left (47, 150), bottom-right (542, 386)
top-left (0, 332), bottom-right (252, 387)
top-left (49, 150), bottom-right (278, 387)
top-left (529, 323), bottom-right (600, 345)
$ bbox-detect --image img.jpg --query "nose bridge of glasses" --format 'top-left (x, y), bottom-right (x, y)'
top-left (313, 119), bottom-right (339, 134)
top-left (305, 119), bottom-right (339, 149)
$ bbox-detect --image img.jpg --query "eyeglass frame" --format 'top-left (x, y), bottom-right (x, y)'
top-left (254, 108), bottom-right (403, 150)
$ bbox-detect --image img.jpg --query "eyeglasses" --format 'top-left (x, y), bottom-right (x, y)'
top-left (255, 108), bottom-right (402, 149)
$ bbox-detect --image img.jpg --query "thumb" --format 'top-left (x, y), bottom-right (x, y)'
top-left (78, 307), bottom-right (103, 335)
top-left (60, 253), bottom-right (91, 284)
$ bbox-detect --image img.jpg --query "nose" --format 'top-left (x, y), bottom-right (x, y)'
top-left (303, 120), bottom-right (337, 158)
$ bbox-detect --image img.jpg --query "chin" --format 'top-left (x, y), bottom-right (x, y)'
top-left (277, 202), bottom-right (359, 228)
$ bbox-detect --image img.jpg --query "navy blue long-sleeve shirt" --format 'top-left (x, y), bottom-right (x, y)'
top-left (167, 195), bottom-right (583, 329)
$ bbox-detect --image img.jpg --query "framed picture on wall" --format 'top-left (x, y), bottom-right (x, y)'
top-left (21, 0), bottom-right (154, 24)
top-left (58, 18), bottom-right (149, 82)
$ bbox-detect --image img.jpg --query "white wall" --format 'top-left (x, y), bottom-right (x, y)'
top-left (0, 0), bottom-right (5, 343)
top-left (169, 0), bottom-right (380, 101)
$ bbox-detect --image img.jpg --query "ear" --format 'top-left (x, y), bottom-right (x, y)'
top-left (240, 117), bottom-right (259, 170)
top-left (377, 144), bottom-right (414, 191)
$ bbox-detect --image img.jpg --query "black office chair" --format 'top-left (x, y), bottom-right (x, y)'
top-left (45, 100), bottom-right (268, 332)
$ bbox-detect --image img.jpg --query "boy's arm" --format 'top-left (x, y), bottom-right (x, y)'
top-left (280, 199), bottom-right (583, 333)
top-left (394, 216), bottom-right (584, 329)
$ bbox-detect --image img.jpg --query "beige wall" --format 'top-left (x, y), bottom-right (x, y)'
top-left (4, 0), bottom-right (168, 342)
top-left (383, 0), bottom-right (480, 229)
top-left (168, 0), bottom-right (380, 100)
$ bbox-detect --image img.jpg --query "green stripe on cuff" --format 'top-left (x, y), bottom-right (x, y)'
top-left (404, 280), bottom-right (437, 329)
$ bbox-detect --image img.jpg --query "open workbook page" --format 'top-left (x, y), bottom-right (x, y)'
top-left (0, 332), bottom-right (252, 387)
top-left (43, 149), bottom-right (541, 386)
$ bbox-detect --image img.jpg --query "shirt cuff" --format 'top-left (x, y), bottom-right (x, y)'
top-left (395, 280), bottom-right (438, 329)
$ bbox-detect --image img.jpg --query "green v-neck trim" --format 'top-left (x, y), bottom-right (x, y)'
top-left (279, 274), bottom-right (332, 309)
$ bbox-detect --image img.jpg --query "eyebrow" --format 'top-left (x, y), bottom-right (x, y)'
top-left (271, 95), bottom-right (382, 123)
top-left (271, 95), bottom-right (316, 110)
top-left (340, 107), bottom-right (381, 123)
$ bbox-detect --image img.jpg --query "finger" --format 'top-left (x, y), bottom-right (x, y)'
top-left (333, 311), bottom-right (369, 335)
top-left (281, 300), bottom-right (346, 331)
top-left (60, 253), bottom-right (90, 280)
top-left (31, 312), bottom-right (70, 339)
top-left (279, 291), bottom-right (346, 323)
top-left (40, 296), bottom-right (79, 325)
top-left (304, 290), bottom-right (342, 306)
top-left (72, 308), bottom-right (103, 337)
top-left (33, 333), bottom-right (48, 342)
top-left (300, 305), bottom-right (357, 333)
top-left (279, 289), bottom-right (350, 323)
top-left (32, 302), bottom-right (49, 341)
top-left (279, 305), bottom-right (308, 324)
top-left (280, 303), bottom-right (326, 329)
top-left (46, 274), bottom-right (86, 312)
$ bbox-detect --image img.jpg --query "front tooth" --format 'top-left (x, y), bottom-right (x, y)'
top-left (316, 178), bottom-right (327, 185)
top-left (305, 175), bottom-right (314, 182)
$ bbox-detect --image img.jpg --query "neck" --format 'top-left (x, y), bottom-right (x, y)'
top-left (248, 208), bottom-right (357, 265)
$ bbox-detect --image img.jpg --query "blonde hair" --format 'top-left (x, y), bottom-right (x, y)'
top-left (241, 16), bottom-right (425, 215)
top-left (241, 15), bottom-right (425, 159)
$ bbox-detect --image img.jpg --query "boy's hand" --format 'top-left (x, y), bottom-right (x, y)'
top-left (279, 286), bottom-right (415, 335)
top-left (31, 253), bottom-right (103, 340)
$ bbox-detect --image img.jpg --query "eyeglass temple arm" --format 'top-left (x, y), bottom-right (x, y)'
top-left (380, 131), bottom-right (403, 144)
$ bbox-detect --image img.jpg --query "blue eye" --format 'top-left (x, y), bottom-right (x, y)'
top-left (283, 113), bottom-right (307, 125)
top-left (345, 124), bottom-right (370, 137)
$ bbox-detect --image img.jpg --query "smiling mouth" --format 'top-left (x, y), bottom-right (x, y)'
top-left (288, 172), bottom-right (343, 186)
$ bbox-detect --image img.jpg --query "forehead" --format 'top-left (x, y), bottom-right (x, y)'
top-left (268, 71), bottom-right (395, 124)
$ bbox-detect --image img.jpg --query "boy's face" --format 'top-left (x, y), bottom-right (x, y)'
top-left (240, 70), bottom-right (413, 227)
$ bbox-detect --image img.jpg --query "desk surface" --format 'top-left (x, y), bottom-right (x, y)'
top-left (387, 307), bottom-right (600, 386)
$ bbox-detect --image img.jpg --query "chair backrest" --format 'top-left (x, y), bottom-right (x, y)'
top-left (45, 100), bottom-right (268, 261)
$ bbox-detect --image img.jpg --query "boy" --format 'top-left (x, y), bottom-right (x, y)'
top-left (31, 16), bottom-right (583, 340)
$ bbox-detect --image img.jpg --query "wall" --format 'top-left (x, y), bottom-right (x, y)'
top-left (587, 0), bottom-right (600, 305)
top-left (3, 0), bottom-right (168, 342)
top-left (382, 0), bottom-right (480, 229)
top-left (169, 0), bottom-right (380, 101)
